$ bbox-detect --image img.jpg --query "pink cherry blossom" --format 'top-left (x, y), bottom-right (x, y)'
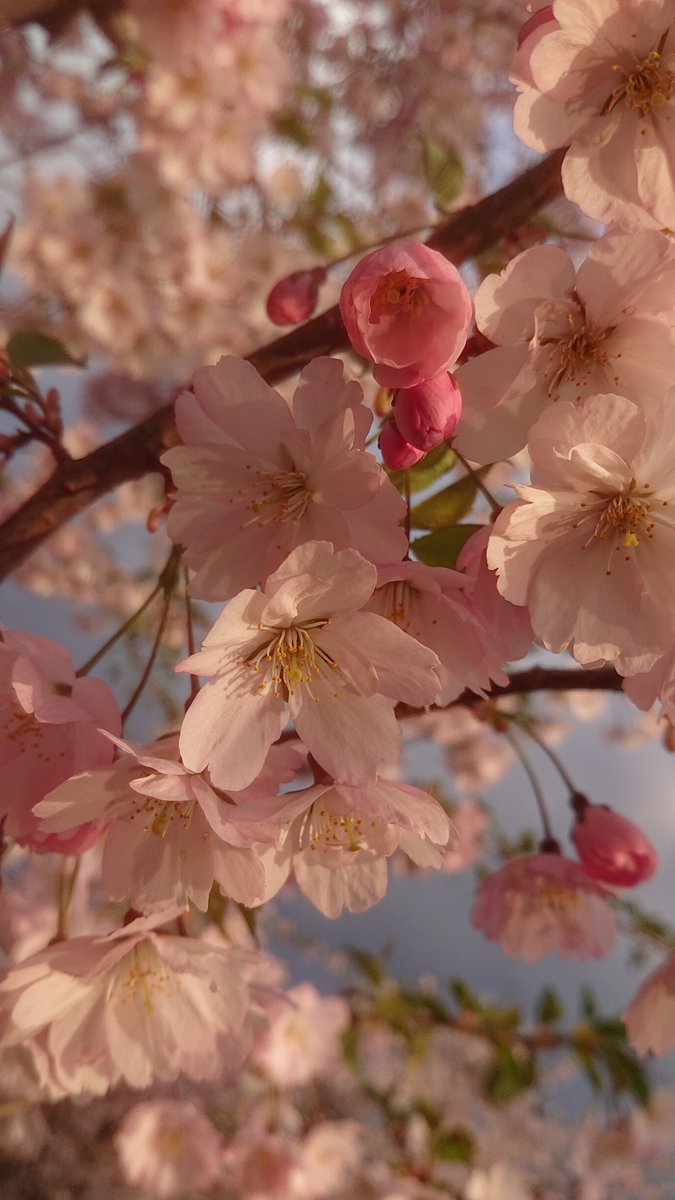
top-left (294, 1121), bottom-right (364, 1199)
top-left (487, 391), bottom-right (675, 675)
top-left (254, 773), bottom-right (452, 916)
top-left (511, 0), bottom-right (675, 231)
top-left (0, 628), bottom-right (120, 847)
top-left (379, 420), bottom-right (425, 469)
top-left (471, 853), bottom-right (617, 962)
top-left (266, 266), bottom-right (327, 325)
top-left (162, 355), bottom-right (407, 600)
top-left (456, 526), bottom-right (533, 665)
top-left (339, 240), bottom-right (472, 388)
top-left (571, 797), bottom-right (658, 887)
top-left (252, 982), bottom-right (349, 1086)
top-left (441, 798), bottom-right (489, 872)
top-left (116, 1100), bottom-right (224, 1199)
top-left (0, 912), bottom-right (260, 1096)
top-left (454, 232), bottom-right (675, 464)
top-left (623, 953), bottom-right (675, 1057)
top-left (35, 735), bottom-right (303, 912)
top-left (393, 373), bottom-right (462, 452)
top-left (366, 559), bottom-right (510, 704)
top-left (177, 541), bottom-right (441, 791)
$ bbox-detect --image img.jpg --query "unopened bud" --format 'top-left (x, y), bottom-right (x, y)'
top-left (379, 419), bottom-right (425, 470)
top-left (266, 266), bottom-right (327, 326)
top-left (572, 803), bottom-right (658, 887)
top-left (393, 372), bottom-right (462, 451)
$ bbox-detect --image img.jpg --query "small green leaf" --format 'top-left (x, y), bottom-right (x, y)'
top-left (348, 946), bottom-right (385, 986)
top-left (434, 1128), bottom-right (474, 1164)
top-left (422, 136), bottom-right (465, 210)
top-left (485, 1043), bottom-right (537, 1104)
top-left (386, 442), bottom-right (456, 494)
top-left (341, 1024), bottom-right (360, 1069)
top-left (412, 524), bottom-right (482, 569)
top-left (535, 987), bottom-right (564, 1026)
top-left (7, 331), bottom-right (81, 369)
top-left (410, 473), bottom-right (483, 530)
top-left (450, 978), bottom-right (481, 1013)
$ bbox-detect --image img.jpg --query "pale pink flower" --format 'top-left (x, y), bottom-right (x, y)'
top-left (379, 420), bottom-right (425, 469)
top-left (339, 240), bottom-right (472, 388)
top-left (162, 356), bottom-right (407, 600)
top-left (471, 853), bottom-right (617, 962)
top-left (255, 774), bottom-right (452, 916)
top-left (225, 1131), bottom-right (301, 1199)
top-left (511, 0), bottom-right (675, 231)
top-left (0, 912), bottom-right (259, 1095)
top-left (454, 232), bottom-right (675, 463)
top-left (366, 560), bottom-right (509, 704)
top-left (0, 628), bottom-right (120, 847)
top-left (294, 1121), bottom-right (364, 1200)
top-left (35, 735), bottom-right (303, 912)
top-left (487, 391), bottom-right (675, 674)
top-left (623, 953), bottom-right (675, 1056)
top-left (442, 799), bottom-right (489, 872)
top-left (252, 982), bottom-right (349, 1087)
top-left (465, 1163), bottom-right (533, 1200)
top-left (456, 527), bottom-right (533, 665)
top-left (177, 541), bottom-right (441, 791)
top-left (116, 1100), bottom-right (224, 1199)
top-left (571, 797), bottom-right (658, 887)
top-left (266, 266), bottom-right (327, 325)
top-left (393, 373), bottom-right (462, 451)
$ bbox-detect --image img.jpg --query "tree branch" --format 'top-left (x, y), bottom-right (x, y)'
top-left (0, 150), bottom-right (564, 582)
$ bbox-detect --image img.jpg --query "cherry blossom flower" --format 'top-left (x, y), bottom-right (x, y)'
top-left (177, 541), bottom-right (441, 790)
top-left (254, 773), bottom-right (453, 916)
top-left (465, 1163), bottom-right (533, 1200)
top-left (35, 735), bottom-right (303, 912)
top-left (366, 560), bottom-right (509, 704)
top-left (471, 853), bottom-right (617, 962)
top-left (162, 356), bottom-right (407, 600)
top-left (0, 912), bottom-right (261, 1096)
top-left (293, 1121), bottom-right (364, 1199)
top-left (266, 266), bottom-right (327, 325)
top-left (441, 798), bottom-right (489, 872)
top-left (454, 232), bottom-right (675, 463)
top-left (393, 373), bottom-right (462, 451)
top-left (456, 527), bottom-right (533, 665)
top-left (511, 0), bottom-right (675, 230)
top-left (116, 1100), bottom-right (224, 1199)
top-left (487, 391), bottom-right (675, 675)
top-left (623, 953), bottom-right (675, 1056)
top-left (571, 797), bottom-right (658, 887)
top-left (252, 982), bottom-right (349, 1086)
top-left (339, 240), bottom-right (472, 388)
top-left (0, 628), bottom-right (120, 848)
top-left (379, 420), bottom-right (425, 469)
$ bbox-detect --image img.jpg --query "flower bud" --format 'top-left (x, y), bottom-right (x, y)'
top-left (571, 800), bottom-right (658, 887)
top-left (393, 373), bottom-right (462, 451)
top-left (379, 419), bottom-right (425, 470)
top-left (266, 266), bottom-right (327, 326)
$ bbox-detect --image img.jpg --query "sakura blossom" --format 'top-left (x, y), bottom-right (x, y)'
top-left (379, 419), bottom-right (426, 469)
top-left (471, 853), bottom-right (617, 962)
top-left (252, 982), bottom-right (349, 1087)
top-left (454, 232), bottom-right (675, 464)
top-left (35, 734), bottom-right (304, 912)
top-left (0, 628), bottom-right (120, 848)
top-left (487, 390), bottom-right (675, 674)
top-left (339, 240), bottom-right (472, 388)
top-left (162, 356), bottom-right (407, 600)
top-left (0, 911), bottom-right (261, 1096)
top-left (115, 1100), bottom-right (224, 1199)
top-left (571, 797), bottom-right (658, 887)
top-left (512, 0), bottom-right (675, 231)
top-left (266, 266), bottom-right (327, 325)
top-left (623, 953), bottom-right (675, 1056)
top-left (366, 559), bottom-right (510, 704)
top-left (393, 373), bottom-right (463, 452)
top-left (456, 527), bottom-right (533, 666)
top-left (177, 540), bottom-right (441, 790)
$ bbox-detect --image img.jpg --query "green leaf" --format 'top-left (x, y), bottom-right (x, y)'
top-left (485, 1042), bottom-right (537, 1104)
top-left (386, 442), bottom-right (456, 494)
top-left (348, 946), bottom-right (385, 986)
top-left (422, 136), bottom-right (465, 210)
top-left (412, 524), bottom-right (482, 569)
top-left (341, 1023), bottom-right (360, 1070)
top-left (410, 473), bottom-right (483, 530)
top-left (535, 987), bottom-right (564, 1026)
top-left (450, 978), bottom-right (481, 1013)
top-left (7, 331), bottom-right (81, 369)
top-left (575, 1046), bottom-right (603, 1095)
top-left (434, 1129), bottom-right (474, 1164)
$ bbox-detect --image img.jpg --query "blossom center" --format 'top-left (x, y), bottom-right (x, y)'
top-left (300, 804), bottom-right (371, 854)
top-left (534, 877), bottom-right (578, 914)
top-left (379, 579), bottom-right (411, 626)
top-left (245, 620), bottom-right (340, 700)
top-left (369, 270), bottom-right (430, 323)
top-left (131, 778), bottom-right (194, 838)
top-left (538, 295), bottom-right (615, 401)
top-left (240, 468), bottom-right (312, 530)
top-left (591, 493), bottom-right (654, 548)
top-left (112, 942), bottom-right (173, 1014)
top-left (604, 35), bottom-right (674, 117)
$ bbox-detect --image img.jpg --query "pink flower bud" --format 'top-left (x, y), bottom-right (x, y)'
top-left (572, 801), bottom-right (658, 888)
top-left (379, 420), bottom-right (425, 470)
top-left (517, 4), bottom-right (555, 47)
top-left (266, 267), bottom-right (327, 326)
top-left (393, 373), bottom-right (462, 451)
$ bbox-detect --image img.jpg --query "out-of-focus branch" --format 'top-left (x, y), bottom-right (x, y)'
top-left (0, 149), bottom-right (565, 582)
top-left (0, 0), bottom-right (117, 32)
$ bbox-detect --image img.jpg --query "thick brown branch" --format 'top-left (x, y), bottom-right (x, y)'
top-left (0, 150), bottom-right (565, 582)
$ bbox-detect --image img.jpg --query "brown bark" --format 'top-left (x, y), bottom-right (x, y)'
top-left (0, 149), bottom-right (565, 582)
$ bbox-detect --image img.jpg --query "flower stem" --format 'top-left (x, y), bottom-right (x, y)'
top-left (121, 550), bottom-right (182, 725)
top-left (453, 449), bottom-right (502, 520)
top-left (502, 726), bottom-right (556, 845)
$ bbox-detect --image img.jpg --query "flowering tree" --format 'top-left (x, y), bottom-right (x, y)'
top-left (3, 1), bottom-right (675, 1196)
